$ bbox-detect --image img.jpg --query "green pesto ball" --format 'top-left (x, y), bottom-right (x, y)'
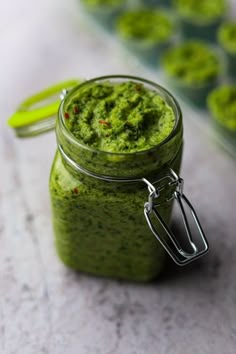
top-left (174, 0), bottom-right (227, 23)
top-left (162, 41), bottom-right (221, 86)
top-left (116, 8), bottom-right (175, 44)
top-left (218, 22), bottom-right (236, 54)
top-left (207, 85), bottom-right (236, 131)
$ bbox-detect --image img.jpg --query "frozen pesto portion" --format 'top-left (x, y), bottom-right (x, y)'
top-left (174, 0), bottom-right (227, 23)
top-left (218, 22), bottom-right (236, 54)
top-left (162, 41), bottom-right (220, 85)
top-left (81, 0), bottom-right (124, 7)
top-left (207, 85), bottom-right (236, 131)
top-left (64, 81), bottom-right (176, 153)
top-left (116, 8), bottom-right (174, 43)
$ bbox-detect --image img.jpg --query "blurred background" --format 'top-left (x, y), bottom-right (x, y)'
top-left (1, 1), bottom-right (236, 354)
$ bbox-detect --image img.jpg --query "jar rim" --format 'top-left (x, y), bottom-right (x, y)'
top-left (58, 75), bottom-right (182, 157)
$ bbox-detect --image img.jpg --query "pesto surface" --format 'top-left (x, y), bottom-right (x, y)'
top-left (64, 81), bottom-right (176, 153)
top-left (174, 0), bottom-right (227, 23)
top-left (207, 85), bottom-right (236, 131)
top-left (162, 41), bottom-right (220, 86)
top-left (116, 9), bottom-right (174, 44)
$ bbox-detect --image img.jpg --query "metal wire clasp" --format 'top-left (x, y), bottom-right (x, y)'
top-left (57, 144), bottom-right (209, 266)
top-left (143, 169), bottom-right (209, 265)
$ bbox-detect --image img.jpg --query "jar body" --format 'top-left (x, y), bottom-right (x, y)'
top-left (49, 75), bottom-right (183, 281)
top-left (49, 146), bottom-right (182, 281)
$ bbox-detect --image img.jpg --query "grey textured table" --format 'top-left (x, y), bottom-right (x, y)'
top-left (1, 1), bottom-right (236, 353)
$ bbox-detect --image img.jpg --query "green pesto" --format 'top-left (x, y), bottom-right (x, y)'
top-left (64, 81), bottom-right (176, 153)
top-left (162, 41), bottom-right (220, 86)
top-left (207, 85), bottom-right (236, 131)
top-left (116, 9), bottom-right (174, 44)
top-left (218, 22), bottom-right (236, 54)
top-left (49, 78), bottom-right (183, 281)
top-left (174, 0), bottom-right (227, 23)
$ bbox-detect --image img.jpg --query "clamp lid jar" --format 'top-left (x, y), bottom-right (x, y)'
top-left (50, 75), bottom-right (208, 280)
top-left (8, 75), bottom-right (209, 281)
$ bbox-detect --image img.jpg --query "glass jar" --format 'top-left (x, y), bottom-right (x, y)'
top-left (8, 75), bottom-right (209, 281)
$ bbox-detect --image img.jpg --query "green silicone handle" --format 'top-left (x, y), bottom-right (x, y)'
top-left (8, 79), bottom-right (80, 128)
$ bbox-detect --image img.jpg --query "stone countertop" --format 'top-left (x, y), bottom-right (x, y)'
top-left (1, 1), bottom-right (236, 353)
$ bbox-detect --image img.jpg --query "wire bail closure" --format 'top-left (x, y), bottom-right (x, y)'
top-left (143, 169), bottom-right (209, 265)
top-left (58, 142), bottom-right (209, 266)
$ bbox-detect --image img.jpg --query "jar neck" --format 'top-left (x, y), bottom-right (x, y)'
top-left (57, 141), bottom-right (183, 196)
top-left (56, 116), bottom-right (183, 182)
